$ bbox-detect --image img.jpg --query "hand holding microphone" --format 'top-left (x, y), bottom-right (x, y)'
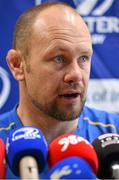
top-left (6, 126), bottom-right (48, 179)
top-left (48, 133), bottom-right (98, 179)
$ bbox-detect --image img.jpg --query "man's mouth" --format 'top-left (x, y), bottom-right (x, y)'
top-left (59, 93), bottom-right (80, 98)
top-left (58, 92), bottom-right (81, 101)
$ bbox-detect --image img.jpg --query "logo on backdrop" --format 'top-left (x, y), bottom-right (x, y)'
top-left (86, 79), bottom-right (119, 113)
top-left (73, 0), bottom-right (119, 44)
top-left (0, 66), bottom-right (11, 109)
top-left (74, 0), bottom-right (114, 16)
top-left (35, 0), bottom-right (119, 44)
top-left (35, 0), bottom-right (41, 5)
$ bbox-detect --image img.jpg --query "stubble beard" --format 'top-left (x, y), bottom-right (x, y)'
top-left (30, 95), bottom-right (86, 122)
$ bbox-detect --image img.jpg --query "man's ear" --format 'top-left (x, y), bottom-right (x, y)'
top-left (6, 49), bottom-right (25, 81)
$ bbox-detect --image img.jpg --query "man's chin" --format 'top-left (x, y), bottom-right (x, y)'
top-left (51, 101), bottom-right (86, 121)
top-left (51, 109), bottom-right (82, 122)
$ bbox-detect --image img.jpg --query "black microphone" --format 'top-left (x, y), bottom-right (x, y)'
top-left (92, 133), bottom-right (119, 179)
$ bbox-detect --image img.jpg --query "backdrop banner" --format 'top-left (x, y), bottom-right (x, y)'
top-left (0, 0), bottom-right (119, 113)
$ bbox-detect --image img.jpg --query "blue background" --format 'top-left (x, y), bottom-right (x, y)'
top-left (1, 0), bottom-right (119, 113)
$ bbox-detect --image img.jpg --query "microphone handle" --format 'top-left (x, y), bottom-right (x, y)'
top-left (19, 156), bottom-right (39, 179)
top-left (111, 163), bottom-right (119, 179)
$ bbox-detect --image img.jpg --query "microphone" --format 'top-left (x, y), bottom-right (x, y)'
top-left (48, 156), bottom-right (97, 179)
top-left (48, 134), bottom-right (98, 176)
top-left (92, 133), bottom-right (119, 179)
top-left (6, 126), bottom-right (48, 179)
top-left (0, 139), bottom-right (6, 179)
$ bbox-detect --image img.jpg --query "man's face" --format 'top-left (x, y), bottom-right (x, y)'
top-left (23, 6), bottom-right (92, 121)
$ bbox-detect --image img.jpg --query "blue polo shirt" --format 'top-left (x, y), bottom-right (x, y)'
top-left (0, 105), bottom-right (119, 179)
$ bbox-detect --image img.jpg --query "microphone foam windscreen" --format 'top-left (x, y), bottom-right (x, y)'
top-left (48, 133), bottom-right (98, 174)
top-left (49, 156), bottom-right (96, 179)
top-left (0, 139), bottom-right (6, 179)
top-left (92, 133), bottom-right (119, 178)
top-left (7, 126), bottom-right (48, 176)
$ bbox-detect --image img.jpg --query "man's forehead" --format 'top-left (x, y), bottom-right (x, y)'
top-left (33, 5), bottom-right (90, 36)
top-left (33, 5), bottom-right (82, 28)
top-left (37, 4), bottom-right (77, 17)
top-left (30, 4), bottom-right (92, 49)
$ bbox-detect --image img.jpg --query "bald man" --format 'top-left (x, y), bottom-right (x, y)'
top-left (1, 2), bottom-right (119, 179)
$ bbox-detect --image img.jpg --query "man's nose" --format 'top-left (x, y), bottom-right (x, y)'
top-left (63, 62), bottom-right (83, 83)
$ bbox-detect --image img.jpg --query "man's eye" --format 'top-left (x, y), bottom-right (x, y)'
top-left (54, 55), bottom-right (64, 64)
top-left (80, 56), bottom-right (89, 62)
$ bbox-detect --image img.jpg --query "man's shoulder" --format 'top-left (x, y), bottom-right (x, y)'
top-left (81, 106), bottom-right (119, 134)
top-left (76, 106), bottom-right (119, 142)
top-left (82, 106), bottom-right (119, 121)
top-left (0, 108), bottom-right (16, 142)
top-left (0, 109), bottom-right (15, 127)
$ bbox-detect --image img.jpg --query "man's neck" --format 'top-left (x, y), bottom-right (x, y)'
top-left (17, 104), bottom-right (78, 144)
